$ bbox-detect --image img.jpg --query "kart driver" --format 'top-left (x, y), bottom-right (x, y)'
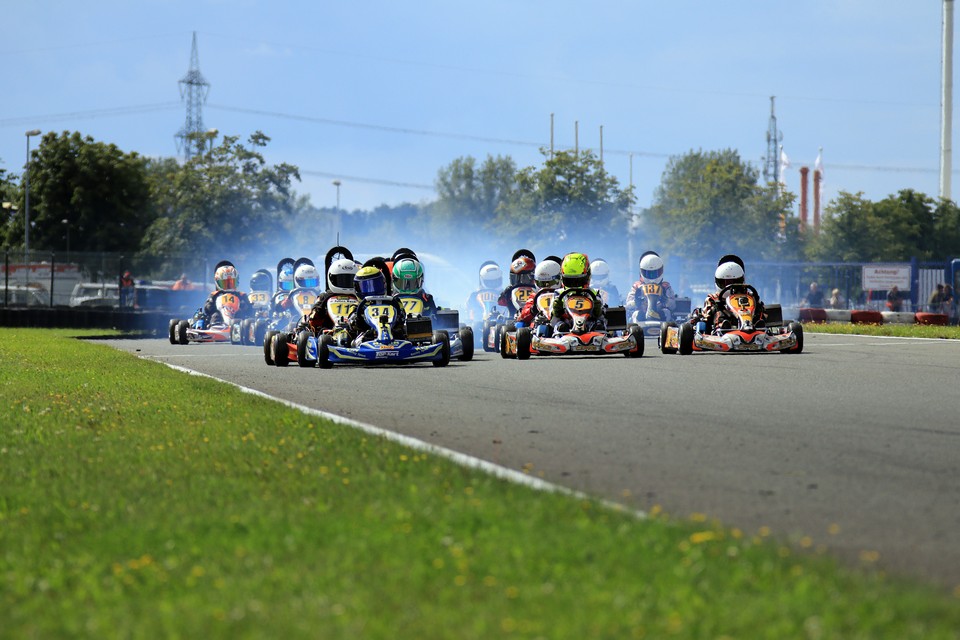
top-left (497, 253), bottom-right (536, 316)
top-left (349, 266), bottom-right (407, 343)
top-left (392, 256), bottom-right (440, 318)
top-left (465, 261), bottom-right (505, 323)
top-left (625, 251), bottom-right (677, 321)
top-left (590, 258), bottom-right (622, 307)
top-left (690, 255), bottom-right (765, 331)
top-left (515, 258), bottom-right (562, 328)
top-left (271, 261), bottom-right (295, 314)
top-left (306, 258), bottom-right (359, 333)
top-left (200, 262), bottom-right (253, 324)
top-left (550, 252), bottom-right (606, 334)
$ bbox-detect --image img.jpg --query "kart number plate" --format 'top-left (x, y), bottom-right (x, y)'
top-left (399, 297), bottom-right (424, 314)
top-left (327, 297), bottom-right (357, 318)
top-left (248, 292), bottom-right (269, 305)
top-left (566, 295), bottom-right (593, 313)
top-left (366, 304), bottom-right (396, 322)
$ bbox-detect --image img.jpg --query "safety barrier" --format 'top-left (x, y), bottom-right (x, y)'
top-left (915, 312), bottom-right (949, 326)
top-left (0, 307), bottom-right (171, 333)
top-left (849, 310), bottom-right (883, 324)
top-left (881, 311), bottom-right (916, 325)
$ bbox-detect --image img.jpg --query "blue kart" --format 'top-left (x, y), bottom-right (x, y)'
top-left (297, 297), bottom-right (451, 368)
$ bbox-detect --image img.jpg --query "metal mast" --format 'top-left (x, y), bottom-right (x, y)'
top-left (175, 32), bottom-right (211, 161)
top-left (941, 0), bottom-right (954, 201)
top-left (763, 96), bottom-right (782, 185)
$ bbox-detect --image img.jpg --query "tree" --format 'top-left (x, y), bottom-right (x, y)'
top-left (1, 131), bottom-right (152, 253)
top-left (641, 149), bottom-right (799, 262)
top-left (141, 131), bottom-right (300, 260)
top-left (431, 155), bottom-right (517, 226)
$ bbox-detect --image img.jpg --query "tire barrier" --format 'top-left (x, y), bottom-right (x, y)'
top-left (824, 309), bottom-right (852, 323)
top-left (881, 311), bottom-right (916, 325)
top-left (850, 310), bottom-right (883, 325)
top-left (798, 307), bottom-right (828, 323)
top-left (914, 312), bottom-right (949, 326)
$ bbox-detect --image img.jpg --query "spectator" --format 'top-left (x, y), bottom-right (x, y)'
top-left (802, 281), bottom-right (825, 308)
top-left (119, 270), bottom-right (135, 308)
top-left (943, 284), bottom-right (956, 323)
top-left (928, 283), bottom-right (945, 313)
top-left (172, 273), bottom-right (192, 291)
top-left (886, 285), bottom-right (903, 312)
top-left (827, 288), bottom-right (845, 309)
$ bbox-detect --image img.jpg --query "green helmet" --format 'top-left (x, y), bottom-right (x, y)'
top-left (392, 258), bottom-right (424, 294)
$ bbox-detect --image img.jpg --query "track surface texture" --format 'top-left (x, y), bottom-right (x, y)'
top-left (107, 333), bottom-right (960, 590)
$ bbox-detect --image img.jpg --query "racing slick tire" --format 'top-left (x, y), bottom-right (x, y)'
top-left (273, 333), bottom-right (291, 367)
top-left (659, 321), bottom-right (678, 354)
top-left (482, 320), bottom-right (497, 352)
top-left (176, 320), bottom-right (190, 345)
top-left (263, 330), bottom-right (278, 366)
top-left (678, 322), bottom-right (694, 355)
top-left (499, 327), bottom-right (513, 359)
top-left (317, 333), bottom-right (334, 369)
top-left (432, 330), bottom-right (451, 367)
top-left (254, 320), bottom-right (267, 346)
top-left (625, 324), bottom-right (644, 358)
top-left (516, 327), bottom-right (532, 360)
top-left (168, 318), bottom-right (178, 345)
top-left (784, 322), bottom-right (804, 354)
top-left (296, 330), bottom-right (314, 368)
top-left (458, 327), bottom-right (474, 361)
top-left (240, 319), bottom-right (254, 345)
top-left (230, 322), bottom-right (242, 345)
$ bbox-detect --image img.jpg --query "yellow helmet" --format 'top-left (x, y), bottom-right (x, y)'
top-left (560, 252), bottom-right (590, 288)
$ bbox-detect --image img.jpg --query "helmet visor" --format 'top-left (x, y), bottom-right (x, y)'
top-left (393, 274), bottom-right (423, 294)
top-left (561, 273), bottom-right (590, 289)
top-left (329, 272), bottom-right (355, 291)
top-left (641, 267), bottom-right (663, 281)
top-left (357, 276), bottom-right (385, 297)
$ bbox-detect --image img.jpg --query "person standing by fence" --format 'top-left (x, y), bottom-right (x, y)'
top-left (119, 270), bottom-right (135, 308)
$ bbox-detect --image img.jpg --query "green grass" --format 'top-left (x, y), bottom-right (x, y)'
top-left (1, 329), bottom-right (958, 639)
top-left (804, 322), bottom-right (960, 339)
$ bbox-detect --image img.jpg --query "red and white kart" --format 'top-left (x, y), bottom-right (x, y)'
top-left (482, 284), bottom-right (534, 352)
top-left (168, 291), bottom-right (244, 345)
top-left (659, 283), bottom-right (802, 355)
top-left (499, 288), bottom-right (556, 358)
top-left (507, 288), bottom-right (643, 359)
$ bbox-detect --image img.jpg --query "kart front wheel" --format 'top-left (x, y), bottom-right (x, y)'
top-left (625, 324), bottom-right (644, 358)
top-left (499, 327), bottom-right (512, 359)
top-left (678, 322), bottom-right (694, 355)
top-left (317, 333), bottom-right (333, 369)
top-left (432, 330), bottom-right (451, 367)
top-left (274, 332), bottom-right (290, 367)
top-left (458, 327), bottom-right (474, 361)
top-left (168, 318), bottom-right (178, 345)
top-left (659, 321), bottom-right (677, 354)
top-left (296, 330), bottom-right (313, 367)
top-left (784, 322), bottom-right (804, 354)
top-left (516, 327), bottom-right (532, 360)
top-left (176, 320), bottom-right (189, 345)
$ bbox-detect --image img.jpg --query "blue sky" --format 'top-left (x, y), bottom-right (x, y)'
top-left (1, 1), bottom-right (952, 214)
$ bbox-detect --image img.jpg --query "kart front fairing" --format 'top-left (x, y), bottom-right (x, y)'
top-left (532, 330), bottom-right (636, 354)
top-left (694, 327), bottom-right (798, 352)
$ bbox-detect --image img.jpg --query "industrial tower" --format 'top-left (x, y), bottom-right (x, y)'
top-left (175, 32), bottom-right (211, 161)
top-left (763, 96), bottom-right (782, 185)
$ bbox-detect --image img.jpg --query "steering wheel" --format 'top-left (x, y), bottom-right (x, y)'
top-left (719, 283), bottom-right (760, 301)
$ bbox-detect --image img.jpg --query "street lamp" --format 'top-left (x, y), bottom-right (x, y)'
top-left (61, 218), bottom-right (70, 254)
top-left (24, 129), bottom-right (41, 257)
top-left (332, 179), bottom-right (342, 212)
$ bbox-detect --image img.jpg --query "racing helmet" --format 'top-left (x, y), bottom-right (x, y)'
top-left (590, 259), bottom-right (611, 287)
top-left (249, 271), bottom-right (271, 292)
top-left (509, 255), bottom-right (536, 287)
top-left (392, 257), bottom-right (424, 294)
top-left (278, 264), bottom-right (294, 292)
top-left (479, 262), bottom-right (503, 290)
top-left (354, 265), bottom-right (386, 298)
top-left (328, 258), bottom-right (358, 294)
top-left (214, 264), bottom-right (238, 291)
top-left (715, 261), bottom-right (745, 290)
top-left (560, 253), bottom-right (591, 289)
top-left (639, 252), bottom-right (665, 284)
top-left (294, 263), bottom-right (320, 288)
top-left (534, 259), bottom-right (562, 290)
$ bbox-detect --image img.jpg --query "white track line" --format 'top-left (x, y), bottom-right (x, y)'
top-left (158, 361), bottom-right (645, 519)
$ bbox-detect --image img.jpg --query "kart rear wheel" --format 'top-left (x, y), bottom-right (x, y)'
top-left (273, 333), bottom-right (290, 366)
top-left (659, 321), bottom-right (678, 354)
top-left (482, 321), bottom-right (497, 352)
top-left (678, 322), bottom-right (694, 355)
top-left (176, 320), bottom-right (189, 345)
top-left (432, 330), bottom-right (451, 367)
top-left (625, 324), bottom-right (644, 358)
top-left (516, 327), bottom-right (532, 360)
top-left (254, 320), bottom-right (267, 347)
top-left (499, 327), bottom-right (512, 359)
top-left (240, 319), bottom-right (254, 346)
top-left (168, 319), bottom-right (178, 345)
top-left (317, 333), bottom-right (333, 369)
top-left (296, 330), bottom-right (313, 367)
top-left (784, 322), bottom-right (804, 354)
top-left (263, 330), bottom-right (278, 365)
top-left (458, 327), bottom-right (474, 361)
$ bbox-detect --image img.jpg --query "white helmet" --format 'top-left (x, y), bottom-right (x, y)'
top-left (327, 258), bottom-right (358, 294)
top-left (715, 262), bottom-right (745, 290)
top-left (590, 259), bottom-right (611, 287)
top-left (534, 259), bottom-right (562, 290)
top-left (639, 253), bottom-right (664, 284)
top-left (294, 263), bottom-right (320, 288)
top-left (479, 262), bottom-right (502, 290)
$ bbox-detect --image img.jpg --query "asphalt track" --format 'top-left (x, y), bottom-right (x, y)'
top-left (105, 333), bottom-right (960, 590)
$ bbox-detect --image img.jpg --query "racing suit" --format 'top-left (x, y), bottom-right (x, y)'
top-left (690, 287), bottom-right (766, 331)
top-left (306, 291), bottom-right (359, 333)
top-left (550, 287), bottom-right (606, 334)
top-left (497, 284), bottom-right (536, 317)
top-left (515, 287), bottom-right (558, 326)
top-left (395, 290), bottom-right (440, 318)
top-left (200, 289), bottom-right (253, 324)
top-left (464, 287), bottom-right (504, 323)
top-left (625, 280), bottom-right (677, 321)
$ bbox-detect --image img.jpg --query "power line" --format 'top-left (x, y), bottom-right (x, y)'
top-left (300, 170), bottom-right (433, 190)
top-left (0, 103), bottom-right (181, 127)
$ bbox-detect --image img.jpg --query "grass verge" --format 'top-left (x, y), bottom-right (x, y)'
top-left (1, 329), bottom-right (958, 639)
top-left (803, 322), bottom-right (960, 339)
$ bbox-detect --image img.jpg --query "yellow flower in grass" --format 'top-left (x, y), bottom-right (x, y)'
top-left (690, 531), bottom-right (718, 545)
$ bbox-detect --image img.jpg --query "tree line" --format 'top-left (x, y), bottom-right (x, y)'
top-left (2, 129), bottom-right (959, 267)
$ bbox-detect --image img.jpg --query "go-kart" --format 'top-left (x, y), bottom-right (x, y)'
top-left (263, 285), bottom-right (322, 366)
top-left (505, 289), bottom-right (643, 359)
top-left (168, 291), bottom-right (244, 345)
top-left (628, 283), bottom-right (692, 339)
top-left (395, 293), bottom-right (474, 362)
top-left (658, 284), bottom-right (802, 355)
top-left (296, 297), bottom-right (451, 368)
top-left (482, 284), bottom-right (534, 352)
top-left (498, 288), bottom-right (557, 358)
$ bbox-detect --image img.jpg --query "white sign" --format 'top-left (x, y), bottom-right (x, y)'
top-left (862, 264), bottom-right (911, 291)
